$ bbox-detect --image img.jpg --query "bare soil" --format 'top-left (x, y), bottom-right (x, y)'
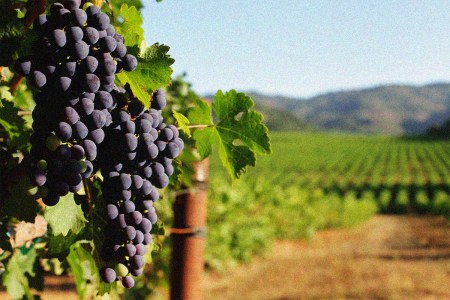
top-left (202, 215), bottom-right (450, 300)
top-left (1, 215), bottom-right (448, 299)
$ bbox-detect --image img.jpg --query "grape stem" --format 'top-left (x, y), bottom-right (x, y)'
top-left (10, 75), bottom-right (24, 94)
top-left (82, 178), bottom-right (92, 209)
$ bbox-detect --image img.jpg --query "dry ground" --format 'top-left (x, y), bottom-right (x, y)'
top-left (202, 215), bottom-right (450, 300)
top-left (1, 215), bottom-right (448, 299)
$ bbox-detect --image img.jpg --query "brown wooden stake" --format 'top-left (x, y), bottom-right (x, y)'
top-left (170, 159), bottom-right (209, 300)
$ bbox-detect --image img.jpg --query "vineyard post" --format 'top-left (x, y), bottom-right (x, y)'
top-left (170, 159), bottom-right (209, 300)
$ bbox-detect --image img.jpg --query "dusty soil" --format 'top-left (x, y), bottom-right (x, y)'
top-left (1, 215), bottom-right (448, 299)
top-left (202, 215), bottom-right (450, 300)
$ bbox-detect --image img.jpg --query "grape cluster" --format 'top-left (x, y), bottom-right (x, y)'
top-left (98, 89), bottom-right (183, 287)
top-left (15, 0), bottom-right (183, 289)
top-left (15, 0), bottom-right (137, 207)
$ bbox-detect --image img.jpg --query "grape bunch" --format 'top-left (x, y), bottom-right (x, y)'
top-left (14, 0), bottom-right (137, 206)
top-left (98, 89), bottom-right (183, 287)
top-left (14, 0), bottom-right (183, 289)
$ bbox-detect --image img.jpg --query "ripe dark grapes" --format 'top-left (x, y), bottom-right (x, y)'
top-left (17, 0), bottom-right (180, 289)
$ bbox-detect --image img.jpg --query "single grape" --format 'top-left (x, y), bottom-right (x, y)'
top-left (122, 276), bottom-right (135, 289)
top-left (113, 42), bottom-right (127, 58)
top-left (31, 71), bottom-right (47, 88)
top-left (106, 204), bottom-right (119, 220)
top-left (89, 128), bottom-right (105, 144)
top-left (52, 29), bottom-right (66, 48)
top-left (83, 27), bottom-right (99, 45)
top-left (58, 76), bottom-right (72, 93)
top-left (125, 243), bottom-right (136, 257)
top-left (100, 268), bottom-right (116, 284)
top-left (139, 218), bottom-right (152, 234)
top-left (151, 89), bottom-right (167, 110)
top-left (135, 244), bottom-right (147, 256)
top-left (130, 255), bottom-right (144, 269)
top-left (71, 144), bottom-right (85, 160)
top-left (123, 54), bottom-right (138, 71)
top-left (84, 73), bottom-right (100, 93)
top-left (13, 58), bottom-right (32, 76)
top-left (122, 201), bottom-right (135, 213)
top-left (73, 121), bottom-right (89, 139)
top-left (73, 41), bottom-right (89, 60)
top-left (82, 56), bottom-right (98, 73)
top-left (56, 122), bottom-right (72, 141)
top-left (72, 8), bottom-right (87, 26)
top-left (63, 107), bottom-right (79, 125)
top-left (81, 139), bottom-right (97, 160)
top-left (116, 263), bottom-right (129, 277)
top-left (77, 98), bottom-right (95, 116)
top-left (45, 135), bottom-right (61, 151)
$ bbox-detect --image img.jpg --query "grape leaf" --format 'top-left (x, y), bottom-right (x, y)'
top-left (2, 247), bottom-right (37, 300)
top-left (44, 194), bottom-right (87, 237)
top-left (173, 110), bottom-right (191, 137)
top-left (0, 99), bottom-right (31, 151)
top-left (116, 4), bottom-right (144, 54)
top-left (116, 43), bottom-right (174, 106)
top-left (67, 241), bottom-right (113, 299)
top-left (5, 179), bottom-right (40, 222)
top-left (188, 90), bottom-right (271, 180)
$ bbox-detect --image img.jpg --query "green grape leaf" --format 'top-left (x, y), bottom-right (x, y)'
top-left (0, 86), bottom-right (13, 103)
top-left (173, 110), bottom-right (191, 137)
top-left (116, 4), bottom-right (144, 54)
top-left (0, 99), bottom-right (31, 151)
top-left (5, 178), bottom-right (40, 222)
top-left (2, 248), bottom-right (37, 300)
top-left (67, 241), bottom-right (113, 298)
top-left (116, 43), bottom-right (174, 106)
top-left (47, 232), bottom-right (79, 257)
top-left (44, 194), bottom-right (87, 237)
top-left (188, 90), bottom-right (271, 180)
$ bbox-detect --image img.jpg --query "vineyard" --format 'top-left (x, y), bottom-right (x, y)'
top-left (244, 132), bottom-right (450, 216)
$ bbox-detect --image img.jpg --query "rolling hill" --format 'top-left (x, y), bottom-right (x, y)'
top-left (246, 83), bottom-right (450, 135)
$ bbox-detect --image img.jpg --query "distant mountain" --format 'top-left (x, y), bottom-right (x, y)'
top-left (247, 83), bottom-right (450, 135)
top-left (253, 102), bottom-right (308, 131)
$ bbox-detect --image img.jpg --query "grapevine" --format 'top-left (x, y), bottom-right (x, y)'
top-left (0, 0), bottom-right (270, 298)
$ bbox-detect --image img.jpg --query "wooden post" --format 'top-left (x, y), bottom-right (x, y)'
top-left (170, 159), bottom-right (209, 300)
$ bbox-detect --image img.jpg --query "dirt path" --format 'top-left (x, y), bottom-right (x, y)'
top-left (202, 215), bottom-right (450, 300)
top-left (1, 215), bottom-right (448, 299)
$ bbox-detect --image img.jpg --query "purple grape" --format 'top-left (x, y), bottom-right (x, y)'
top-left (89, 128), bottom-right (105, 144)
top-left (52, 29), bottom-right (66, 48)
top-left (56, 122), bottom-right (72, 141)
top-left (151, 89), bottom-right (167, 110)
top-left (77, 98), bottom-right (94, 116)
top-left (84, 73), bottom-right (100, 93)
top-left (63, 107), bottom-right (79, 125)
top-left (72, 8), bottom-right (87, 26)
top-left (100, 268), bottom-right (116, 284)
top-left (81, 139), bottom-right (97, 160)
top-left (73, 121), bottom-right (88, 139)
top-left (123, 54), bottom-right (137, 71)
top-left (82, 56), bottom-right (98, 73)
top-left (73, 41), bottom-right (89, 60)
top-left (83, 27), bottom-right (99, 45)
top-left (106, 204), bottom-right (119, 220)
top-left (122, 276), bottom-right (135, 289)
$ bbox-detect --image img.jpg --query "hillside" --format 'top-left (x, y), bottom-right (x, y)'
top-left (253, 102), bottom-right (308, 131)
top-left (247, 83), bottom-right (450, 135)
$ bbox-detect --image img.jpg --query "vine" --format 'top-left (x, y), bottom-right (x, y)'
top-left (0, 0), bottom-right (270, 298)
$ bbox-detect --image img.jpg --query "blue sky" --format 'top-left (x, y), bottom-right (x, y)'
top-left (143, 1), bottom-right (450, 98)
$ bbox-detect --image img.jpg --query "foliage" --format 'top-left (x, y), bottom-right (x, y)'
top-left (0, 0), bottom-right (270, 299)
